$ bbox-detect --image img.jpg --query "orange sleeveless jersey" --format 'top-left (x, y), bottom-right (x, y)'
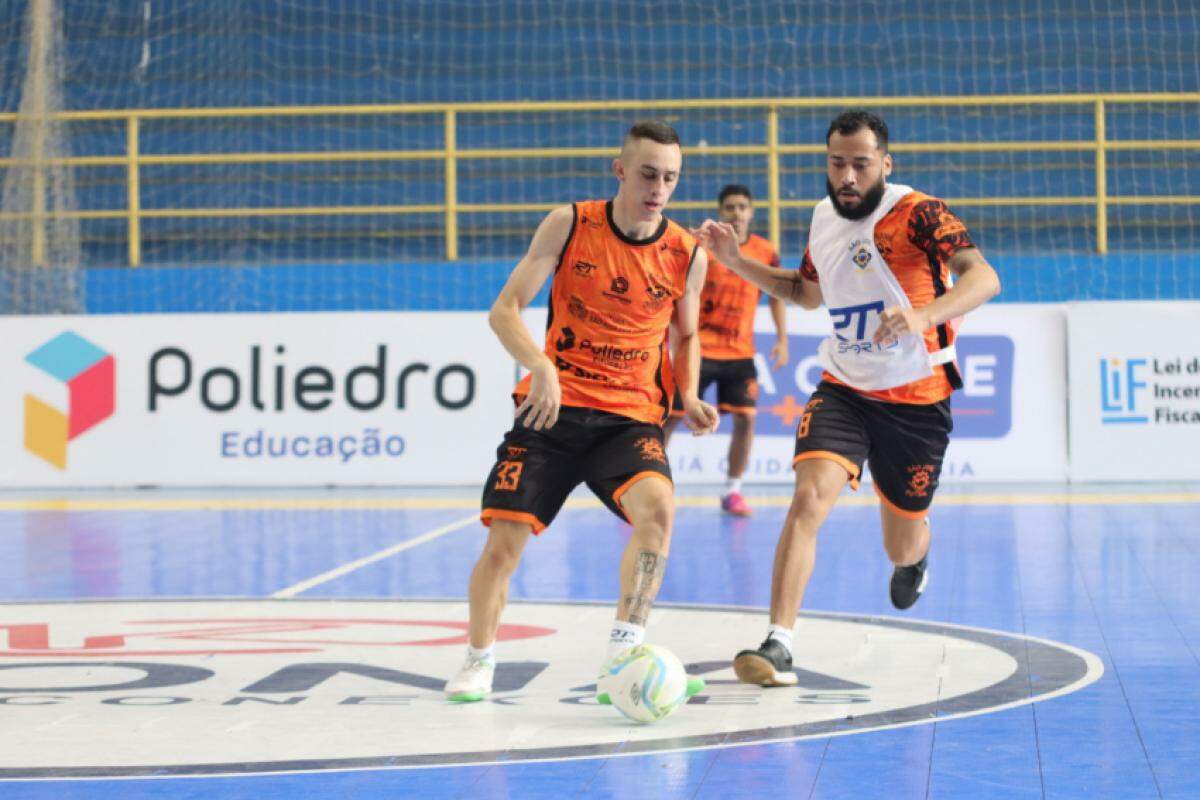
top-left (801, 191), bottom-right (975, 405)
top-left (514, 199), bottom-right (699, 425)
top-left (697, 233), bottom-right (780, 360)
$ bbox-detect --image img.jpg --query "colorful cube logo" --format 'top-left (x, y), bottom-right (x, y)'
top-left (24, 332), bottom-right (116, 469)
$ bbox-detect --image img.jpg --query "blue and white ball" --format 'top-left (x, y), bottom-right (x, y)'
top-left (599, 643), bottom-right (689, 724)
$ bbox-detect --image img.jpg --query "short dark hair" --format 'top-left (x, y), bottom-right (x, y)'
top-left (626, 119), bottom-right (681, 146)
top-left (718, 184), bottom-right (752, 205)
top-left (826, 110), bottom-right (889, 152)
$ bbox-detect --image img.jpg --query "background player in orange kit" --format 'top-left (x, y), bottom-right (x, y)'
top-left (445, 120), bottom-right (720, 702)
top-left (665, 184), bottom-right (788, 516)
top-left (693, 110), bottom-right (1001, 687)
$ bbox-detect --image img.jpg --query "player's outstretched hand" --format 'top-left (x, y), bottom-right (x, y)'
top-left (690, 219), bottom-right (740, 266)
top-left (872, 306), bottom-right (931, 345)
top-left (516, 359), bottom-right (562, 430)
top-left (681, 397), bottom-right (720, 436)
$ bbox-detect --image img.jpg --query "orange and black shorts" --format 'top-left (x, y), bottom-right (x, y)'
top-left (670, 357), bottom-right (759, 418)
top-left (481, 405), bottom-right (672, 534)
top-left (792, 380), bottom-right (952, 517)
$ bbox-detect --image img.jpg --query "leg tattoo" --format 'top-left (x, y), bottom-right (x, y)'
top-left (623, 550), bottom-right (667, 626)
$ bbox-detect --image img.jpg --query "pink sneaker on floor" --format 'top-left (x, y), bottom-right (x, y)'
top-left (721, 491), bottom-right (753, 516)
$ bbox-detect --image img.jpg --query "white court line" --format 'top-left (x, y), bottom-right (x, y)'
top-left (270, 512), bottom-right (479, 598)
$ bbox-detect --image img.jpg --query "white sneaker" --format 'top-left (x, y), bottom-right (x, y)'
top-left (445, 655), bottom-right (495, 702)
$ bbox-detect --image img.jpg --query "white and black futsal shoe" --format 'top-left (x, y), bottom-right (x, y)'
top-left (890, 554), bottom-right (929, 610)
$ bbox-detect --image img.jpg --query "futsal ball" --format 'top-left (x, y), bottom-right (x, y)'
top-left (599, 643), bottom-right (689, 724)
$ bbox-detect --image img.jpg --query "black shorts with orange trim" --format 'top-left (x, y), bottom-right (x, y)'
top-left (792, 380), bottom-right (952, 516)
top-left (481, 405), bottom-right (672, 533)
top-left (670, 357), bottom-right (759, 417)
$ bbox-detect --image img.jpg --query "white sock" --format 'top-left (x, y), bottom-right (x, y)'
top-left (467, 644), bottom-right (495, 663)
top-left (767, 624), bottom-right (794, 657)
top-left (605, 620), bottom-right (645, 662)
top-left (725, 477), bottom-right (743, 495)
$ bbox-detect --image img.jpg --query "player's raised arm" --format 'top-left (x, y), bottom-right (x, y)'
top-left (692, 220), bottom-right (822, 309)
top-left (488, 204), bottom-right (574, 430)
top-left (671, 247), bottom-right (719, 435)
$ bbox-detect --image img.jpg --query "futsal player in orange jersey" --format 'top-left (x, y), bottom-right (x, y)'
top-left (693, 110), bottom-right (1001, 687)
top-left (665, 185), bottom-right (788, 516)
top-left (445, 121), bottom-right (720, 702)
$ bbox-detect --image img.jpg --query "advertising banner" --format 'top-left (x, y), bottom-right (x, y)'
top-left (1067, 301), bottom-right (1200, 481)
top-left (2, 312), bottom-right (514, 487)
top-left (0, 302), bottom-right (1079, 488)
top-left (665, 303), bottom-right (1067, 484)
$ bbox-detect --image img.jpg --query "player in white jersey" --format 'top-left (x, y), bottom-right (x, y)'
top-left (693, 110), bottom-right (1001, 686)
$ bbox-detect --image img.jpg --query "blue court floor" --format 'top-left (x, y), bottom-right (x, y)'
top-left (0, 483), bottom-right (1197, 799)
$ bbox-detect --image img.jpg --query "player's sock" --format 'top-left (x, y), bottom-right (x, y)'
top-left (766, 623), bottom-right (794, 658)
top-left (596, 621), bottom-right (646, 704)
top-left (606, 620), bottom-right (645, 663)
top-left (725, 477), bottom-right (743, 496)
top-left (467, 643), bottom-right (495, 664)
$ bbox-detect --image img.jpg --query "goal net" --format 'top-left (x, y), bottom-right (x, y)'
top-left (1, 1), bottom-right (1196, 311)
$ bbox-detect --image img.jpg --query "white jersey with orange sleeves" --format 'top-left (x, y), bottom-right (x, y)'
top-left (802, 183), bottom-right (976, 404)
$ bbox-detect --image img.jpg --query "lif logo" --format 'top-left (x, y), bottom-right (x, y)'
top-left (24, 332), bottom-right (116, 468)
top-left (1099, 358), bottom-right (1148, 424)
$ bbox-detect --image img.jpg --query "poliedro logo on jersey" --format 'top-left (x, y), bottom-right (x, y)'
top-left (579, 339), bottom-right (651, 369)
top-left (23, 332), bottom-right (116, 469)
top-left (0, 599), bottom-right (1101, 779)
top-left (740, 333), bottom-right (1013, 439)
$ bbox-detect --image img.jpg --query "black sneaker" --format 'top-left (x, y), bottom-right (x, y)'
top-left (890, 554), bottom-right (929, 610)
top-left (733, 637), bottom-right (799, 687)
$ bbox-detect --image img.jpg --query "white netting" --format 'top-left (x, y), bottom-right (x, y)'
top-left (0, 1), bottom-right (1195, 309)
top-left (0, 0), bottom-right (82, 313)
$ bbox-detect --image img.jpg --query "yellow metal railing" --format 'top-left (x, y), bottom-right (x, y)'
top-left (1, 92), bottom-right (1198, 265)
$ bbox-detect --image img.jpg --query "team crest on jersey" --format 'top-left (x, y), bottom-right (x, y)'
top-left (849, 239), bottom-right (873, 270)
top-left (643, 279), bottom-right (671, 312)
top-left (634, 437), bottom-right (667, 465)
